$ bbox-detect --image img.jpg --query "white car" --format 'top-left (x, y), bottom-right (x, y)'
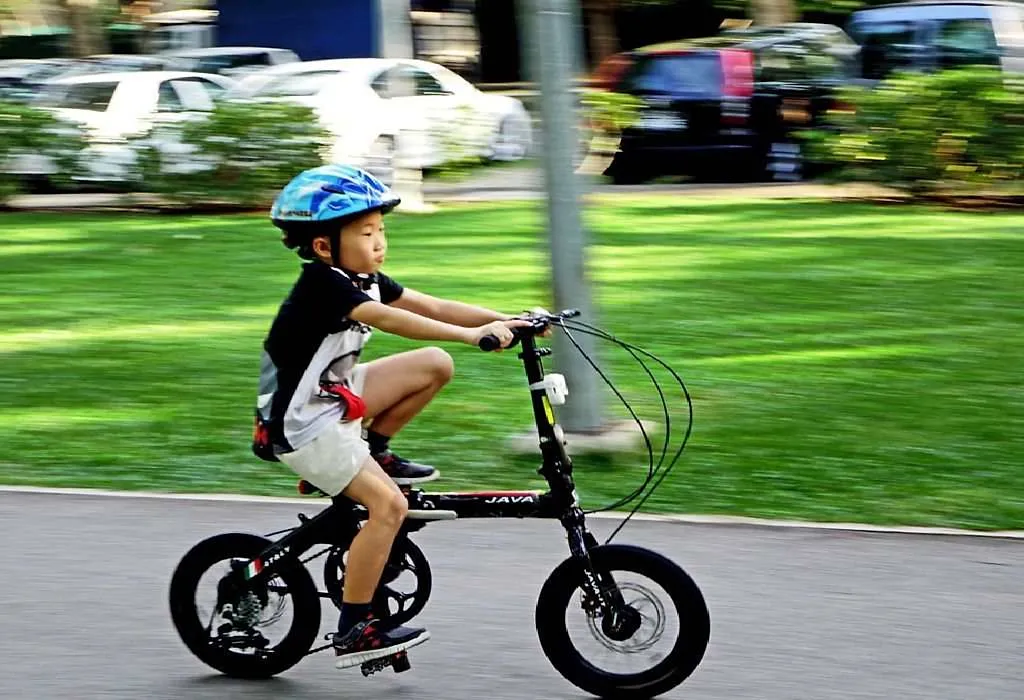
top-left (27, 70), bottom-right (235, 182)
top-left (229, 57), bottom-right (533, 174)
top-left (161, 46), bottom-right (301, 79)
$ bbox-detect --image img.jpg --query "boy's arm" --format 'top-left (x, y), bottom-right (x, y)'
top-left (391, 288), bottom-right (514, 327)
top-left (350, 299), bottom-right (527, 346)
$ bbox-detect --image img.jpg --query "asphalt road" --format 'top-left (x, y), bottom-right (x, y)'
top-left (1, 491), bottom-right (1020, 700)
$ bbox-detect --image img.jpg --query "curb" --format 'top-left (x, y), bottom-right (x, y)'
top-left (1, 485), bottom-right (1021, 540)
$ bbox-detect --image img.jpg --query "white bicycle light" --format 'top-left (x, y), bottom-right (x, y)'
top-left (531, 373), bottom-right (569, 406)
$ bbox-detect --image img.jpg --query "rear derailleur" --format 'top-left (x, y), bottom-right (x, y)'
top-left (211, 602), bottom-right (271, 652)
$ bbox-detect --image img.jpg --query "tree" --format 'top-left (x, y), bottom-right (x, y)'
top-left (59, 0), bottom-right (113, 56)
top-left (584, 0), bottom-right (620, 68)
top-left (750, 0), bottom-right (796, 24)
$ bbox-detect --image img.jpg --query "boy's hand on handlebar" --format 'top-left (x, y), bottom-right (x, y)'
top-left (470, 319), bottom-right (533, 350)
top-left (519, 307), bottom-right (553, 337)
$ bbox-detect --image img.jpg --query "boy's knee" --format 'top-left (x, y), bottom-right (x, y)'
top-left (369, 491), bottom-right (408, 529)
top-left (424, 347), bottom-right (454, 384)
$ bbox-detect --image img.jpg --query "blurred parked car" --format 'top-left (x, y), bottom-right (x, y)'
top-left (46, 54), bottom-right (192, 81)
top-left (22, 71), bottom-right (235, 183)
top-left (229, 57), bottom-right (532, 177)
top-left (846, 0), bottom-right (1024, 79)
top-left (595, 23), bottom-right (860, 183)
top-left (161, 46), bottom-right (301, 79)
top-left (0, 59), bottom-right (79, 103)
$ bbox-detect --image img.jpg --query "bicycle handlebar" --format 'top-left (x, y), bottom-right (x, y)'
top-left (478, 308), bottom-right (580, 352)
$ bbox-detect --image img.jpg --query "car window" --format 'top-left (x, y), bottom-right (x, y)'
top-left (935, 18), bottom-right (1001, 67)
top-left (625, 54), bottom-right (723, 96)
top-left (195, 53), bottom-right (271, 73)
top-left (169, 79), bottom-right (217, 111)
top-left (853, 20), bottom-right (924, 79)
top-left (156, 81), bottom-right (185, 112)
top-left (371, 67), bottom-right (416, 99)
top-left (267, 50), bottom-right (299, 65)
top-left (37, 81), bottom-right (118, 111)
top-left (412, 69), bottom-right (448, 96)
top-left (757, 44), bottom-right (810, 83)
top-left (193, 77), bottom-right (227, 100)
top-left (796, 42), bottom-right (854, 81)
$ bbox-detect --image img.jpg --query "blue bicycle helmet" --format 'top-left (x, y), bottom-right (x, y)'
top-left (270, 164), bottom-right (401, 265)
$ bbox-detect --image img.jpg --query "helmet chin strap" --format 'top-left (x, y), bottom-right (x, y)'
top-left (326, 231), bottom-right (371, 289)
top-left (329, 230), bottom-right (343, 269)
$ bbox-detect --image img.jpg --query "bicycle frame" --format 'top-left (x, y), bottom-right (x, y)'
top-left (235, 328), bottom-right (602, 592)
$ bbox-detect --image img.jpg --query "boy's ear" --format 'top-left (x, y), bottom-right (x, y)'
top-left (311, 236), bottom-right (332, 260)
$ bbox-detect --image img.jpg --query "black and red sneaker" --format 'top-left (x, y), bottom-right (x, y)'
top-left (373, 450), bottom-right (439, 485)
top-left (332, 619), bottom-right (430, 669)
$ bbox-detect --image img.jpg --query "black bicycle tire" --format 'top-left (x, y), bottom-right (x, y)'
top-left (169, 532), bottom-right (321, 679)
top-left (535, 544), bottom-right (710, 699)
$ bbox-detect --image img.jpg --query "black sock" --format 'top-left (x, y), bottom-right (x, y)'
top-left (366, 430), bottom-right (391, 455)
top-left (338, 602), bottom-right (373, 635)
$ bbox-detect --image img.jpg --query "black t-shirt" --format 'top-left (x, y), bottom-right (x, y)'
top-left (254, 261), bottom-right (404, 456)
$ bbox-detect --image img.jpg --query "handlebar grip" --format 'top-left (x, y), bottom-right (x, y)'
top-left (479, 318), bottom-right (553, 352)
top-left (478, 334), bottom-right (502, 352)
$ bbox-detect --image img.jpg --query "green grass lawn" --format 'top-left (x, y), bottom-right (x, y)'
top-left (1, 197), bottom-right (1022, 529)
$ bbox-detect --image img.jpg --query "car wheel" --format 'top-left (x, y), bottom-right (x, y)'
top-left (489, 116), bottom-right (529, 161)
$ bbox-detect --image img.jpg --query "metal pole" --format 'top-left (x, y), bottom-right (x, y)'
top-left (376, 0), bottom-right (415, 59)
top-left (517, 0), bottom-right (603, 432)
top-left (376, 0), bottom-right (434, 211)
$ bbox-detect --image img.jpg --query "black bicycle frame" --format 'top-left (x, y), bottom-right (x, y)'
top-left (236, 330), bottom-right (601, 591)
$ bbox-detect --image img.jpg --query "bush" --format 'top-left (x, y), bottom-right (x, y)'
top-left (132, 100), bottom-right (334, 210)
top-left (805, 67), bottom-right (1024, 200)
top-left (575, 89), bottom-right (644, 176)
top-left (0, 100), bottom-right (86, 203)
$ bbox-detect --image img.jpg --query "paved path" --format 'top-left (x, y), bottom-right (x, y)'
top-left (0, 490), bottom-right (1020, 700)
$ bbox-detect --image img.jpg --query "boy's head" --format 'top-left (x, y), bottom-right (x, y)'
top-left (270, 164), bottom-right (400, 272)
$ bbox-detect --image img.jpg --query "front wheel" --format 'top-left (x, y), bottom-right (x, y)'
top-left (535, 544), bottom-right (710, 699)
top-left (169, 533), bottom-right (322, 679)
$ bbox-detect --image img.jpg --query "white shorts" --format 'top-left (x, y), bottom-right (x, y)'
top-left (277, 364), bottom-right (369, 497)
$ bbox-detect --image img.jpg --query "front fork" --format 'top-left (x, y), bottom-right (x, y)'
top-left (563, 511), bottom-right (628, 618)
top-left (538, 407), bottom-right (630, 621)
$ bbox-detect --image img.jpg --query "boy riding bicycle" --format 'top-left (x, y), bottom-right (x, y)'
top-left (252, 164), bottom-right (531, 668)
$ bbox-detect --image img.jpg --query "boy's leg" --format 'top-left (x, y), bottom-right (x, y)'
top-left (332, 459), bottom-right (430, 667)
top-left (337, 459), bottom-right (405, 611)
top-left (355, 346), bottom-right (454, 483)
top-left (278, 425), bottom-right (429, 668)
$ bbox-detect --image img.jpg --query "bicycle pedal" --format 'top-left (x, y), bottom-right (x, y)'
top-left (360, 657), bottom-right (388, 677)
top-left (358, 650), bottom-right (411, 677)
top-left (391, 650), bottom-right (411, 673)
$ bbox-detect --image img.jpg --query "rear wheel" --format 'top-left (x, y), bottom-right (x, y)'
top-left (536, 544), bottom-right (710, 699)
top-left (169, 533), bottom-right (321, 679)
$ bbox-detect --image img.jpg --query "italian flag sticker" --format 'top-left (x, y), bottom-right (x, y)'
top-left (245, 559), bottom-right (263, 579)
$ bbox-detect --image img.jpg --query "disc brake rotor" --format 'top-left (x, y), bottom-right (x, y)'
top-left (585, 582), bottom-right (667, 654)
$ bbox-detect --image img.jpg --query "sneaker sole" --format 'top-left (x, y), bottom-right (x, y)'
top-left (334, 630), bottom-right (431, 669)
top-left (390, 470), bottom-right (440, 486)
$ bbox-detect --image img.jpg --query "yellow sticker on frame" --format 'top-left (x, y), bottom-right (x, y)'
top-left (542, 395), bottom-right (555, 425)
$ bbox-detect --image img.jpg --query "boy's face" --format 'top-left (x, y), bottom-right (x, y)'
top-left (313, 210), bottom-right (387, 274)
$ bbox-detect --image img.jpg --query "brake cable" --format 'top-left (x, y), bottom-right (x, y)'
top-left (549, 317), bottom-right (694, 544)
top-left (553, 322), bottom-right (667, 510)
